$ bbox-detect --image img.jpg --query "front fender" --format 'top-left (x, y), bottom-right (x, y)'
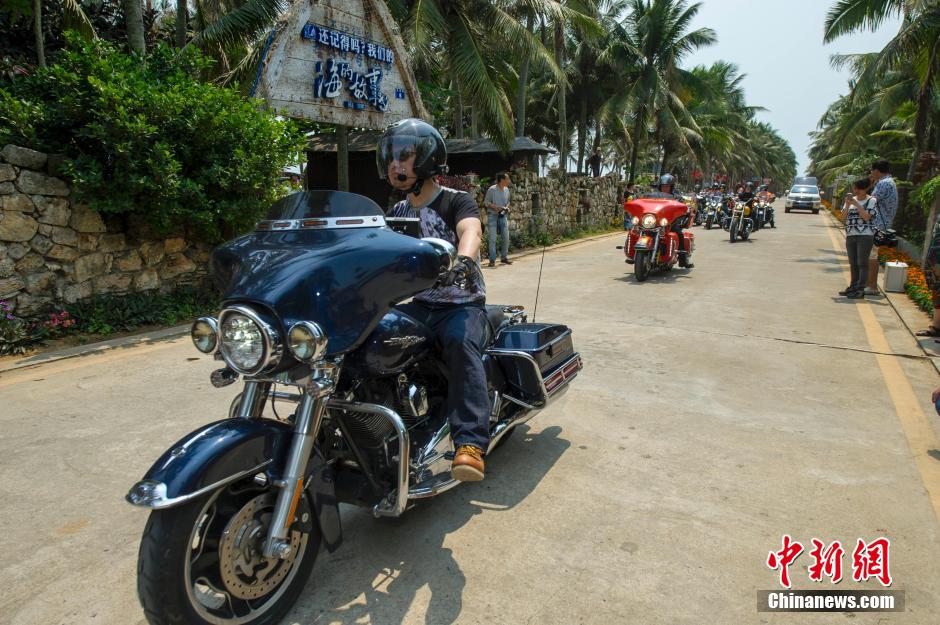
top-left (126, 417), bottom-right (342, 551)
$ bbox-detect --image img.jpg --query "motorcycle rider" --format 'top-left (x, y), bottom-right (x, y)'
top-left (738, 181), bottom-right (757, 229)
top-left (641, 173), bottom-right (693, 268)
top-left (377, 118), bottom-right (490, 481)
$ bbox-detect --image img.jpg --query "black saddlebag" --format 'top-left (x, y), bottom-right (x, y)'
top-left (488, 323), bottom-right (580, 404)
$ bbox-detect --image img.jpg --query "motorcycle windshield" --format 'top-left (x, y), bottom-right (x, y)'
top-left (212, 191), bottom-right (444, 356)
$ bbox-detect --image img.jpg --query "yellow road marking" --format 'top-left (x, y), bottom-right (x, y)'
top-left (0, 339), bottom-right (184, 388)
top-left (824, 217), bottom-right (940, 524)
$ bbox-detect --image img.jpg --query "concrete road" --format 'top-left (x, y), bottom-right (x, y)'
top-left (2, 202), bottom-right (940, 625)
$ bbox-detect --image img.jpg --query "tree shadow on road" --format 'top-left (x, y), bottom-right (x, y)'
top-left (286, 424), bottom-right (570, 625)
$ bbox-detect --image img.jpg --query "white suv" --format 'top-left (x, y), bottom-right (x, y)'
top-left (785, 185), bottom-right (822, 214)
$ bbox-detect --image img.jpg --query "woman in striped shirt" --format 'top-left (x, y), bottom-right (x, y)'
top-left (839, 178), bottom-right (879, 299)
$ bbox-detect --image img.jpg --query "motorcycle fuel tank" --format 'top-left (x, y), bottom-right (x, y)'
top-left (344, 308), bottom-right (434, 377)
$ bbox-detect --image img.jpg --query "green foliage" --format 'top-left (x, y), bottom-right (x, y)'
top-left (0, 36), bottom-right (305, 242)
top-left (63, 287), bottom-right (218, 335)
top-left (913, 175), bottom-right (940, 213)
top-left (0, 299), bottom-right (35, 355)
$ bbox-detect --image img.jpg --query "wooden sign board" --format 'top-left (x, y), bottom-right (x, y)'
top-left (251, 0), bottom-right (427, 129)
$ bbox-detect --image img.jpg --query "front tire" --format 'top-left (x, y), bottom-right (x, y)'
top-left (705, 216), bottom-right (713, 230)
top-left (729, 218), bottom-right (738, 242)
top-left (137, 484), bottom-right (320, 625)
top-left (634, 250), bottom-right (650, 282)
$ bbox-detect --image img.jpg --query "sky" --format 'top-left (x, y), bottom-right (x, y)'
top-left (685, 0), bottom-right (902, 175)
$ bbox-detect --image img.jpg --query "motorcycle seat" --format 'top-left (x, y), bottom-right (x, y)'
top-left (484, 305), bottom-right (511, 344)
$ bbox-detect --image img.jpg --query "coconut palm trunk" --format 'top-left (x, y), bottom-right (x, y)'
top-left (124, 0), bottom-right (146, 55)
top-left (176, 0), bottom-right (188, 48)
top-left (515, 13), bottom-right (534, 137)
top-left (554, 21), bottom-right (567, 172)
top-left (906, 37), bottom-right (939, 182)
top-left (628, 105), bottom-right (645, 182)
top-left (33, 0), bottom-right (45, 67)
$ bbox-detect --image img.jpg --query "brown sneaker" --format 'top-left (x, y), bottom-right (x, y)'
top-left (451, 445), bottom-right (485, 481)
top-left (500, 258), bottom-right (513, 265)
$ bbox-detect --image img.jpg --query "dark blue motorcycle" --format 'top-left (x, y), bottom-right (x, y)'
top-left (126, 191), bottom-right (583, 625)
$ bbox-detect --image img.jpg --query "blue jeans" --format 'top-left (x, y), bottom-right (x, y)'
top-left (488, 212), bottom-right (509, 262)
top-left (394, 302), bottom-right (491, 452)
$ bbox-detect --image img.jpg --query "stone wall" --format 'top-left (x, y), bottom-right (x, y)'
top-left (459, 170), bottom-right (623, 234)
top-left (0, 145), bottom-right (212, 316)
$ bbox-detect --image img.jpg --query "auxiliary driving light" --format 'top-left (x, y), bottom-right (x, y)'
top-left (288, 321), bottom-right (328, 362)
top-left (191, 317), bottom-right (219, 353)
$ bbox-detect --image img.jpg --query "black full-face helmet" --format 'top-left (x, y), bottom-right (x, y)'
top-left (376, 118), bottom-right (448, 181)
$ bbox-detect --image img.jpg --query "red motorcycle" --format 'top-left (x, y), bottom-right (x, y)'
top-left (618, 198), bottom-right (695, 281)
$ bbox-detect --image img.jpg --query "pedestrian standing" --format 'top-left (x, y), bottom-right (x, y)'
top-left (869, 160), bottom-right (898, 228)
top-left (862, 160), bottom-right (898, 295)
top-left (588, 148), bottom-right (603, 177)
top-left (484, 173), bottom-right (513, 267)
top-left (839, 178), bottom-right (879, 299)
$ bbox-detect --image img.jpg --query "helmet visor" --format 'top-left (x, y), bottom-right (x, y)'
top-left (376, 135), bottom-right (420, 180)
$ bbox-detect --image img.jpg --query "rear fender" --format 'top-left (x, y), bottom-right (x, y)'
top-left (126, 418), bottom-right (342, 552)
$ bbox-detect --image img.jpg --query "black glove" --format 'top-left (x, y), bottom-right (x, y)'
top-left (440, 255), bottom-right (479, 291)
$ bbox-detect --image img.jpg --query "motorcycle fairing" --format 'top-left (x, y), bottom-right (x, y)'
top-left (212, 194), bottom-right (446, 356)
top-left (127, 418), bottom-right (342, 551)
top-left (624, 198), bottom-right (689, 223)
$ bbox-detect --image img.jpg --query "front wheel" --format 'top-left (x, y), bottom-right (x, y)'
top-left (634, 250), bottom-right (651, 282)
top-left (137, 483), bottom-right (320, 625)
top-left (729, 218), bottom-right (738, 242)
top-left (705, 216), bottom-right (713, 229)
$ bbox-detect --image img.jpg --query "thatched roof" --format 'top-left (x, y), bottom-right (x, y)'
top-left (305, 131), bottom-right (554, 155)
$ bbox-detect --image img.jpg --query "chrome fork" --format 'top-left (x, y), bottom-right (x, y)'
top-left (261, 374), bottom-right (333, 559)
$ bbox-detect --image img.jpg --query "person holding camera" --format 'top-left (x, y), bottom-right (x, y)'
top-left (840, 178), bottom-right (879, 299)
top-left (484, 173), bottom-right (513, 267)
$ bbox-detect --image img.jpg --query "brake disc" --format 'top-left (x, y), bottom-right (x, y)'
top-left (218, 493), bottom-right (302, 600)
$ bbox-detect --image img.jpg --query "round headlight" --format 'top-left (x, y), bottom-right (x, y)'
top-left (641, 214), bottom-right (657, 228)
top-left (288, 321), bottom-right (328, 362)
top-left (191, 317), bottom-right (218, 354)
top-left (660, 217), bottom-right (669, 227)
top-left (220, 313), bottom-right (265, 372)
top-left (631, 216), bottom-right (640, 226)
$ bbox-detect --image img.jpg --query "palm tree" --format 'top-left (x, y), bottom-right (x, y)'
top-left (823, 0), bottom-right (940, 181)
top-left (123, 0), bottom-right (146, 55)
top-left (605, 0), bottom-right (716, 182)
top-left (33, 0), bottom-right (44, 67)
top-left (395, 0), bottom-right (582, 150)
top-left (176, 0), bottom-right (187, 48)
top-left (16, 0), bottom-right (97, 68)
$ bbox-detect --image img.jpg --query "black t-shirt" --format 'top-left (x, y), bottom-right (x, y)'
top-left (389, 186), bottom-right (485, 306)
top-left (738, 191), bottom-right (755, 204)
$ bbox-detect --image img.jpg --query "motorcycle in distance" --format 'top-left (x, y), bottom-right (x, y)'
top-left (617, 197), bottom-right (695, 281)
top-left (125, 191), bottom-right (584, 625)
top-left (760, 196), bottom-right (776, 228)
top-left (690, 194), bottom-right (705, 226)
top-left (726, 200), bottom-right (754, 242)
top-left (703, 195), bottom-right (723, 229)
